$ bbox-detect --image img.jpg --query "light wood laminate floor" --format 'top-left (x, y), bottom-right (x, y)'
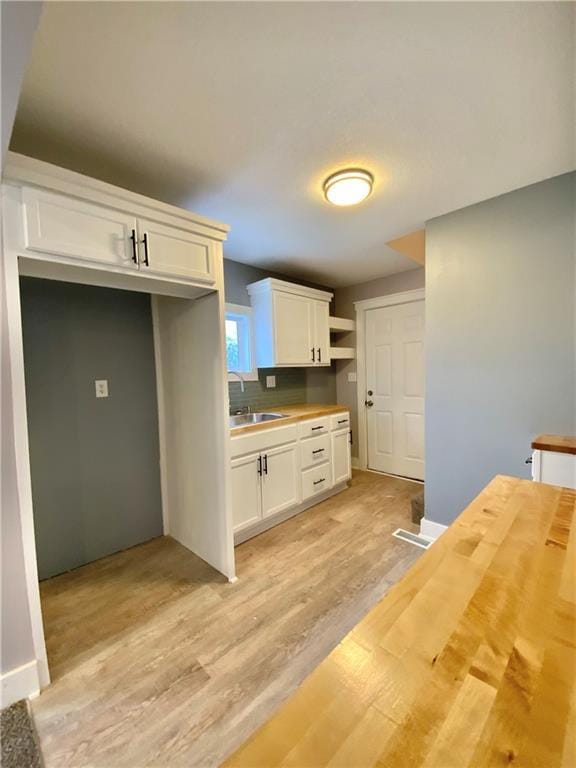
top-left (32, 470), bottom-right (423, 767)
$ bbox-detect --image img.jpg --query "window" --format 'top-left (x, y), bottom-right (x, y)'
top-left (225, 304), bottom-right (258, 381)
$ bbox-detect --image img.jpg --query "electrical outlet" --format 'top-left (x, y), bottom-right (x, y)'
top-left (347, 372), bottom-right (357, 383)
top-left (95, 379), bottom-right (109, 398)
top-left (266, 375), bottom-right (276, 388)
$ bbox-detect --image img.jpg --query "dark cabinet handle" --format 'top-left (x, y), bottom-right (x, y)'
top-left (257, 456), bottom-right (262, 476)
top-left (263, 454), bottom-right (268, 475)
top-left (349, 429), bottom-right (353, 445)
top-left (130, 229), bottom-right (138, 264)
top-left (312, 448), bottom-right (325, 454)
top-left (311, 426), bottom-right (323, 431)
top-left (317, 347), bottom-right (321, 362)
top-left (142, 232), bottom-right (150, 266)
top-left (313, 478), bottom-right (325, 485)
top-left (337, 418), bottom-right (348, 424)
top-left (311, 348), bottom-right (315, 362)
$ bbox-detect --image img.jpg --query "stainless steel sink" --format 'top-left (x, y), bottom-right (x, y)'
top-left (229, 412), bottom-right (286, 428)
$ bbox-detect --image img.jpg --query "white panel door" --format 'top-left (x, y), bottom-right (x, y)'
top-left (22, 187), bottom-right (138, 269)
top-left (261, 443), bottom-right (300, 518)
top-left (138, 218), bottom-right (215, 284)
top-left (313, 300), bottom-right (330, 366)
top-left (365, 300), bottom-right (425, 480)
top-left (230, 452), bottom-right (262, 532)
top-left (273, 291), bottom-right (314, 365)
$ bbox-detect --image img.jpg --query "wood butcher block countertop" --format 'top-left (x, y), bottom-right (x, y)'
top-left (230, 403), bottom-right (349, 435)
top-left (532, 434), bottom-right (576, 456)
top-left (224, 475), bottom-right (576, 768)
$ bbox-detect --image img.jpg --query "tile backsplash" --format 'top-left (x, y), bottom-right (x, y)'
top-left (228, 368), bottom-right (308, 413)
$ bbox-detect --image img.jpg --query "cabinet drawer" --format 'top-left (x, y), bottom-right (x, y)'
top-left (330, 412), bottom-right (350, 431)
top-left (230, 423), bottom-right (298, 458)
top-left (302, 463), bottom-right (333, 501)
top-left (300, 433), bottom-right (331, 470)
top-left (299, 417), bottom-right (329, 440)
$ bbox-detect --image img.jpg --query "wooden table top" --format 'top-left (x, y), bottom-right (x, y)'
top-left (230, 403), bottom-right (349, 435)
top-left (532, 434), bottom-right (576, 456)
top-left (224, 475), bottom-right (576, 768)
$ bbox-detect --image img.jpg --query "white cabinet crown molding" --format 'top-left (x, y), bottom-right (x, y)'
top-left (3, 152), bottom-right (229, 242)
top-left (247, 277), bottom-right (333, 303)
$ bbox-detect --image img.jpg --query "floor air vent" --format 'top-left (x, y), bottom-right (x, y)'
top-left (392, 528), bottom-right (432, 549)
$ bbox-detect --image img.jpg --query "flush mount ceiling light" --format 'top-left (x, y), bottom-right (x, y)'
top-left (323, 169), bottom-right (374, 206)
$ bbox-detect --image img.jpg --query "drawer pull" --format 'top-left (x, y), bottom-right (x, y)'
top-left (312, 448), bottom-right (325, 454)
top-left (311, 426), bottom-right (324, 431)
top-left (337, 419), bottom-right (348, 424)
top-left (313, 478), bottom-right (326, 485)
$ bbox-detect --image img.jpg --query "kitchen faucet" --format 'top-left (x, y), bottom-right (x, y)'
top-left (228, 370), bottom-right (245, 393)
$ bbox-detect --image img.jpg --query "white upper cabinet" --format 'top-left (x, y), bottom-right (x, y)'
top-left (138, 218), bottom-right (215, 284)
top-left (313, 299), bottom-right (330, 366)
top-left (23, 188), bottom-right (139, 270)
top-left (6, 153), bottom-right (228, 294)
top-left (273, 291), bottom-right (315, 365)
top-left (247, 278), bottom-right (333, 368)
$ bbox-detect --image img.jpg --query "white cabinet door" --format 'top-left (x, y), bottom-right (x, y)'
top-left (332, 428), bottom-right (352, 485)
top-left (313, 300), bottom-right (330, 366)
top-left (261, 443), bottom-right (300, 518)
top-left (273, 291), bottom-right (315, 365)
top-left (22, 187), bottom-right (138, 269)
top-left (138, 218), bottom-right (215, 284)
top-left (231, 452), bottom-right (262, 532)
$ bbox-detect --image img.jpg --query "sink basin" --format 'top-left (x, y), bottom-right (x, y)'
top-left (229, 412), bottom-right (286, 428)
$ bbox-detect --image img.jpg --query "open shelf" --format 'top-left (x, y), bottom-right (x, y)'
top-left (329, 316), bottom-right (355, 332)
top-left (329, 346), bottom-right (355, 360)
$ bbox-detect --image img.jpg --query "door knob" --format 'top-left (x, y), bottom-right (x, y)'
top-left (365, 400), bottom-right (374, 407)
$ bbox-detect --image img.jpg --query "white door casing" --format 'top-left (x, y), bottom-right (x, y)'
top-left (362, 295), bottom-right (425, 480)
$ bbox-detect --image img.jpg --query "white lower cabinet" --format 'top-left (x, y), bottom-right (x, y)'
top-left (532, 449), bottom-right (576, 489)
top-left (230, 412), bottom-right (351, 540)
top-left (261, 443), bottom-right (300, 518)
top-left (231, 452), bottom-right (262, 532)
top-left (332, 428), bottom-right (352, 485)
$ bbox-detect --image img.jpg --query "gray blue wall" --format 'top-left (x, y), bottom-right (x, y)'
top-left (20, 278), bottom-right (163, 580)
top-left (223, 259), bottom-right (337, 409)
top-left (425, 172), bottom-right (576, 526)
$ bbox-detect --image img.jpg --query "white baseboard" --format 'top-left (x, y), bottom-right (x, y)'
top-left (420, 517), bottom-right (448, 542)
top-left (1, 659), bottom-right (40, 709)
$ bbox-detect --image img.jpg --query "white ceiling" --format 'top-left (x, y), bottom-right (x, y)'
top-left (12, 2), bottom-right (575, 287)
